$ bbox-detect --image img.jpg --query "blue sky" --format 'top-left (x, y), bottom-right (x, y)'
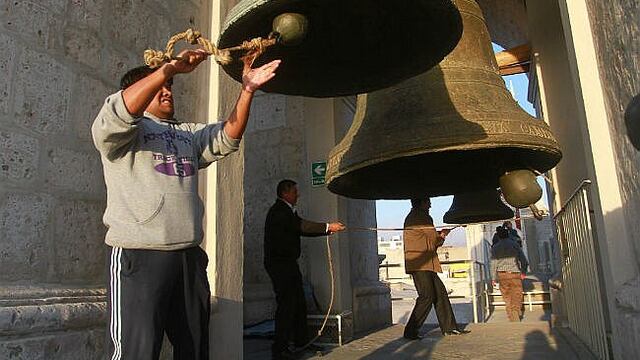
top-left (375, 44), bottom-right (537, 246)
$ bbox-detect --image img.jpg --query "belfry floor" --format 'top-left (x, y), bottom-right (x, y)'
top-left (244, 283), bottom-right (595, 359)
top-left (244, 318), bottom-right (594, 360)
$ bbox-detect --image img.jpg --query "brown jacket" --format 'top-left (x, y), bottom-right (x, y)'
top-left (403, 209), bottom-right (444, 273)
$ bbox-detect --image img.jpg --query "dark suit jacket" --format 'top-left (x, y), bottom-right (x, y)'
top-left (264, 199), bottom-right (327, 264)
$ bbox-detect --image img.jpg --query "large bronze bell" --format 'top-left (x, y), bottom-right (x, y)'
top-left (218, 0), bottom-right (463, 97)
top-left (326, 0), bottom-right (562, 199)
top-left (443, 189), bottom-right (514, 224)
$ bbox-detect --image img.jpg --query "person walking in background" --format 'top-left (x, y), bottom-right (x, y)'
top-left (264, 179), bottom-right (345, 359)
top-left (503, 220), bottom-right (523, 247)
top-left (491, 226), bottom-right (529, 321)
top-left (491, 225), bottom-right (503, 246)
top-left (402, 198), bottom-right (470, 339)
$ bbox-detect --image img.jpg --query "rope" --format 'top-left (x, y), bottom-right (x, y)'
top-left (348, 226), bottom-right (456, 232)
top-left (296, 234), bottom-right (335, 354)
top-left (143, 28), bottom-right (277, 68)
top-left (346, 213), bottom-right (548, 233)
top-left (529, 168), bottom-right (554, 186)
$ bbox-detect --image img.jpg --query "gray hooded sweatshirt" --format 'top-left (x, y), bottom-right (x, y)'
top-left (91, 91), bottom-right (240, 250)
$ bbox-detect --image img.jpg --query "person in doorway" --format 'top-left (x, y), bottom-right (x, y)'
top-left (491, 226), bottom-right (529, 321)
top-left (264, 179), bottom-right (345, 359)
top-left (402, 198), bottom-right (470, 339)
top-left (92, 47), bottom-right (280, 359)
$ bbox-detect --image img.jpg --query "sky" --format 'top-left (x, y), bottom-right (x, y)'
top-left (375, 43), bottom-right (539, 247)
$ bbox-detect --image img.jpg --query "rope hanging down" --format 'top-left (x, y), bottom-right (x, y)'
top-left (143, 28), bottom-right (277, 68)
top-left (295, 235), bottom-right (335, 354)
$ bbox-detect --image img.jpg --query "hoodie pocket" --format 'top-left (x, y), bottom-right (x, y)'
top-left (136, 192), bottom-right (202, 245)
top-left (134, 195), bottom-right (165, 225)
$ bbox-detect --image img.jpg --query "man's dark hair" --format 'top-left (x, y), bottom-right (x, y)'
top-left (497, 226), bottom-right (509, 239)
top-left (120, 65), bottom-right (155, 90)
top-left (411, 198), bottom-right (428, 208)
top-left (277, 179), bottom-right (297, 198)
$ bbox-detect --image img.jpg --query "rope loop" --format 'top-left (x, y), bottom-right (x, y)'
top-left (144, 28), bottom-right (277, 69)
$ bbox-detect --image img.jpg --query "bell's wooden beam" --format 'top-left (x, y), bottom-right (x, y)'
top-left (496, 43), bottom-right (531, 76)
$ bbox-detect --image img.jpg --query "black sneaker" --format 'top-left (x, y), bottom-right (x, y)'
top-left (403, 333), bottom-right (424, 340)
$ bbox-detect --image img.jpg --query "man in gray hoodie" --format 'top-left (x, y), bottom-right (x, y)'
top-left (92, 48), bottom-right (280, 359)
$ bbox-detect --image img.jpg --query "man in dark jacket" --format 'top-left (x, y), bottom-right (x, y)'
top-left (264, 179), bottom-right (345, 359)
top-left (402, 198), bottom-right (469, 340)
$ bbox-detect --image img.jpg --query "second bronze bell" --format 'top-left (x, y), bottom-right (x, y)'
top-left (443, 189), bottom-right (514, 225)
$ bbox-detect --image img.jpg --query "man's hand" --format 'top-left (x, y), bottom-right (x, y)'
top-left (169, 49), bottom-right (210, 74)
top-left (241, 51), bottom-right (281, 93)
top-left (438, 228), bottom-right (452, 238)
top-left (327, 222), bottom-right (346, 235)
top-left (491, 280), bottom-right (497, 287)
top-left (520, 273), bottom-right (526, 280)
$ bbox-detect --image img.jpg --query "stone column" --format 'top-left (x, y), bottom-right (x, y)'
top-left (332, 99), bottom-right (392, 333)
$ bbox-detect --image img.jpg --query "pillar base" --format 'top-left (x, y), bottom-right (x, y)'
top-left (352, 281), bottom-right (392, 333)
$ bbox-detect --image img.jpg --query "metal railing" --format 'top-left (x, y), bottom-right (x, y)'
top-left (554, 180), bottom-right (610, 359)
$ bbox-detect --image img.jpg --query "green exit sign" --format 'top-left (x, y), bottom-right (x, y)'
top-left (311, 161), bottom-right (326, 187)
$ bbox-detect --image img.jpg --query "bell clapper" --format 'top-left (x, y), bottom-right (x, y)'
top-left (271, 12), bottom-right (309, 46)
top-left (499, 169), bottom-right (543, 208)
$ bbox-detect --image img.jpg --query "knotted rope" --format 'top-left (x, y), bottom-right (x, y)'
top-left (143, 28), bottom-right (277, 68)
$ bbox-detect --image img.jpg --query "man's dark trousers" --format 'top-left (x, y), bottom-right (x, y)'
top-left (404, 270), bottom-right (457, 337)
top-left (265, 259), bottom-right (309, 354)
top-left (105, 246), bottom-right (210, 359)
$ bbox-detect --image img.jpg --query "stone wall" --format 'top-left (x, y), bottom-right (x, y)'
top-left (585, 1), bottom-right (640, 358)
top-left (0, 0), bottom-right (210, 358)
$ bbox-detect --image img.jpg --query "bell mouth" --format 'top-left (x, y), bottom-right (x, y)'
top-left (326, 146), bottom-right (561, 200)
top-left (443, 212), bottom-right (513, 225)
top-left (218, 0), bottom-right (463, 97)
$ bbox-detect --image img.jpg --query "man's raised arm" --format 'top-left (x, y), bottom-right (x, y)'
top-left (223, 53), bottom-right (281, 140)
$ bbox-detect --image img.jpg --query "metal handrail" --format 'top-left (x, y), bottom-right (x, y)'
top-left (554, 179), bottom-right (592, 218)
top-left (553, 179), bottom-right (610, 359)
